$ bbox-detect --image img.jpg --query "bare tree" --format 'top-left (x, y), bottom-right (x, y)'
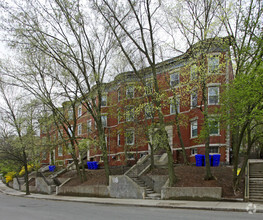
top-left (91, 0), bottom-right (178, 185)
top-left (1, 0), bottom-right (117, 184)
top-left (0, 81), bottom-right (40, 195)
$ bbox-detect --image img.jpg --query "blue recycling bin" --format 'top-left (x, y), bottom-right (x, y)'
top-left (87, 161), bottom-right (99, 169)
top-left (93, 162), bottom-right (98, 169)
top-left (204, 155), bottom-right (212, 166)
top-left (87, 161), bottom-right (93, 169)
top-left (195, 154), bottom-right (204, 167)
top-left (212, 154), bottom-right (221, 167)
top-left (49, 165), bottom-right (56, 172)
top-left (87, 162), bottom-right (91, 169)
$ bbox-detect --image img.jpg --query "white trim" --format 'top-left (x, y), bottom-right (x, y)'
top-left (190, 120), bottom-right (198, 138)
top-left (78, 105), bottom-right (82, 117)
top-left (125, 129), bottom-right (135, 145)
top-left (208, 86), bottom-right (220, 105)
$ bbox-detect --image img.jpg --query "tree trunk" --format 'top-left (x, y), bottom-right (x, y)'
top-left (202, 78), bottom-right (215, 180)
top-left (149, 142), bottom-right (155, 170)
top-left (71, 151), bottom-right (83, 182)
top-left (98, 130), bottom-right (110, 185)
top-left (175, 113), bottom-right (188, 165)
top-left (166, 144), bottom-right (176, 186)
top-left (80, 153), bottom-right (87, 182)
top-left (23, 151), bottom-right (30, 195)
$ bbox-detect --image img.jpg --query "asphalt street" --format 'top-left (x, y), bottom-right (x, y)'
top-left (0, 192), bottom-right (262, 220)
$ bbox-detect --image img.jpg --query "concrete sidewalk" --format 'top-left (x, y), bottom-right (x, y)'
top-left (0, 181), bottom-right (262, 213)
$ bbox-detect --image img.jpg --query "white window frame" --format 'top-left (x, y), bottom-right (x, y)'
top-left (208, 87), bottom-right (219, 105)
top-left (126, 85), bottom-right (134, 99)
top-left (58, 146), bottom-right (63, 157)
top-left (191, 120), bottom-right (198, 138)
top-left (125, 129), bottom-right (134, 145)
top-left (208, 54), bottom-right (219, 74)
top-left (101, 94), bottom-right (107, 107)
top-left (191, 91), bottom-right (198, 108)
top-left (68, 108), bottom-right (73, 120)
top-left (170, 97), bottom-right (180, 114)
top-left (68, 126), bottom-right (73, 137)
top-left (87, 120), bottom-right (92, 133)
top-left (170, 71), bottom-right (180, 87)
top-left (209, 146), bottom-right (219, 154)
top-left (125, 106), bottom-right (134, 122)
top-left (191, 148), bottom-right (197, 156)
top-left (101, 115), bottom-right (107, 127)
top-left (77, 124), bottom-right (82, 135)
top-left (145, 79), bottom-right (153, 95)
top-left (209, 118), bottom-right (220, 136)
top-left (190, 64), bottom-right (198, 80)
top-left (145, 103), bottom-right (154, 119)
top-left (78, 105), bottom-right (82, 117)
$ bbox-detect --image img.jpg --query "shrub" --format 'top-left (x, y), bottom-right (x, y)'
top-left (19, 164), bottom-right (34, 176)
top-left (5, 171), bottom-right (16, 183)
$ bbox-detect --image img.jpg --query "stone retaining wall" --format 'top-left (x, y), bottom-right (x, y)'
top-left (161, 187), bottom-right (222, 200)
top-left (109, 175), bottom-right (146, 199)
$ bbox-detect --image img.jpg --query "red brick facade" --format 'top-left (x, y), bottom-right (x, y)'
top-left (40, 40), bottom-right (233, 168)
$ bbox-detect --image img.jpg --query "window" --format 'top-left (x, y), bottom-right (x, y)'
top-left (68, 108), bottom-right (73, 120)
top-left (191, 91), bottom-right (198, 108)
top-left (101, 94), bottom-right (107, 107)
top-left (68, 126), bottom-right (73, 137)
top-left (42, 151), bottom-right (47, 160)
top-left (78, 105), bottom-right (82, 117)
top-left (101, 115), bottom-right (107, 127)
top-left (209, 146), bottom-right (219, 154)
top-left (117, 88), bottom-right (121, 102)
top-left (125, 129), bottom-right (134, 145)
top-left (117, 132), bottom-right (121, 146)
top-left (145, 80), bottom-right (153, 95)
top-left (126, 85), bottom-right (134, 99)
top-left (191, 64), bottom-right (198, 80)
top-left (191, 120), bottom-right (198, 138)
top-left (87, 120), bottom-right (92, 133)
top-left (127, 153), bottom-right (134, 160)
top-left (77, 124), bottom-right (82, 135)
top-left (170, 97), bottom-right (180, 114)
top-left (125, 106), bottom-right (134, 122)
top-left (208, 55), bottom-right (219, 74)
top-left (170, 71), bottom-right (180, 87)
top-left (145, 103), bottom-right (154, 119)
top-left (191, 148), bottom-right (197, 155)
top-left (58, 146), bottom-right (63, 157)
top-left (209, 118), bottom-right (219, 135)
top-left (208, 87), bottom-right (219, 105)
top-left (117, 110), bottom-right (121, 124)
top-left (68, 143), bottom-right (73, 155)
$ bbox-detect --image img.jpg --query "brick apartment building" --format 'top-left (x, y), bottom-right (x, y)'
top-left (40, 38), bottom-right (233, 168)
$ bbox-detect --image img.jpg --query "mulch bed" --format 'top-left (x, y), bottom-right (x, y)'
top-left (58, 165), bottom-right (244, 199)
top-left (149, 165), bottom-right (244, 199)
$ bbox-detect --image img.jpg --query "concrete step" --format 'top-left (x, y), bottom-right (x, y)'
top-left (145, 193), bottom-right (161, 200)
